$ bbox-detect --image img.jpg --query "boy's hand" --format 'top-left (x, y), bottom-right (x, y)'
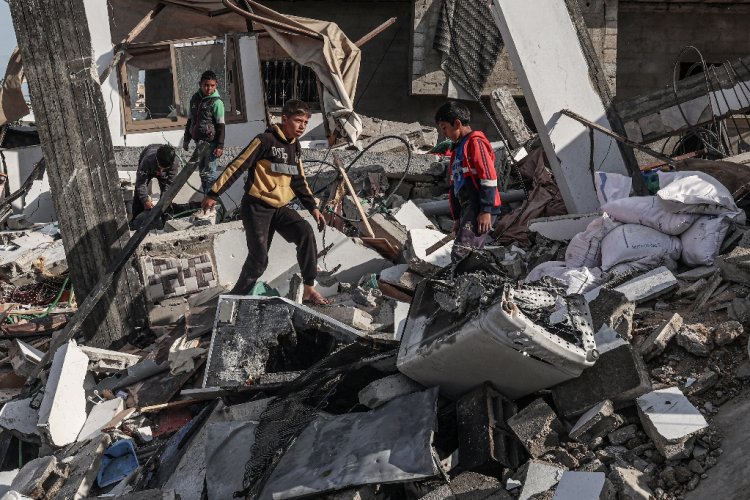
top-left (215, 147), bottom-right (224, 158)
top-left (311, 209), bottom-right (326, 231)
top-left (201, 196), bottom-right (217, 213)
top-left (144, 200), bottom-right (154, 210)
top-left (477, 212), bottom-right (492, 235)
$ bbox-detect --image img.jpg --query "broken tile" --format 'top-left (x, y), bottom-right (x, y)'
top-left (636, 386), bottom-right (708, 459)
top-left (552, 471), bottom-right (612, 500)
top-left (37, 341), bottom-right (89, 447)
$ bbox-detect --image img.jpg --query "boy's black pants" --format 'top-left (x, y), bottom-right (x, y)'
top-left (229, 195), bottom-right (317, 295)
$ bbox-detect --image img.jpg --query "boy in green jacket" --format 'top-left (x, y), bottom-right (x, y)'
top-left (183, 70), bottom-right (225, 193)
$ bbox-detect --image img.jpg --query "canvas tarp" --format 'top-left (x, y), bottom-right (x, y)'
top-left (0, 47), bottom-right (29, 128)
top-left (247, 2), bottom-right (363, 144)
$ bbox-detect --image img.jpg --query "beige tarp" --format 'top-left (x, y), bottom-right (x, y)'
top-left (0, 47), bottom-right (30, 128)
top-left (248, 2), bottom-right (363, 144)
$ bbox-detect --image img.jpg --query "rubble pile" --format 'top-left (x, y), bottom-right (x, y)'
top-left (0, 152), bottom-right (749, 500)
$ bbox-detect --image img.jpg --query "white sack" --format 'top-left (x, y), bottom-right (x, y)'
top-left (565, 214), bottom-right (622, 269)
top-left (595, 171), bottom-right (632, 206)
top-left (602, 196), bottom-right (698, 235)
top-left (600, 224), bottom-right (682, 271)
top-left (680, 215), bottom-right (732, 266)
top-left (525, 261), bottom-right (603, 295)
top-left (657, 172), bottom-right (739, 216)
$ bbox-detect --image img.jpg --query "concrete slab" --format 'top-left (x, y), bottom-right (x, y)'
top-left (77, 398), bottom-right (125, 442)
top-left (613, 266), bottom-right (678, 303)
top-left (636, 387), bottom-right (708, 460)
top-left (489, 0), bottom-right (631, 213)
top-left (205, 421), bottom-right (257, 500)
top-left (393, 301), bottom-right (410, 341)
top-left (0, 470), bottom-right (17, 497)
top-left (37, 341), bottom-right (89, 447)
top-left (528, 213), bottom-right (601, 242)
top-left (405, 229), bottom-right (453, 274)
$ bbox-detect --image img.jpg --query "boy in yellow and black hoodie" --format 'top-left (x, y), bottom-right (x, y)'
top-left (201, 100), bottom-right (329, 305)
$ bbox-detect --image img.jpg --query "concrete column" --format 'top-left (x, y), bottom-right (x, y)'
top-left (489, 0), bottom-right (632, 213)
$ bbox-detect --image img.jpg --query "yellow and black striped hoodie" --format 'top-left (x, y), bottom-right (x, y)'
top-left (207, 124), bottom-right (316, 211)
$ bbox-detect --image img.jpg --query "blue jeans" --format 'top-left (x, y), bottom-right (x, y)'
top-left (199, 144), bottom-right (219, 194)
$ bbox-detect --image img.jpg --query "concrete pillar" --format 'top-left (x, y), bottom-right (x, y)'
top-left (489, 0), bottom-right (633, 213)
top-left (489, 86), bottom-right (533, 149)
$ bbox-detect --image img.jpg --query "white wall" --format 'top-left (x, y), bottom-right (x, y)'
top-left (84, 0), bottom-right (267, 149)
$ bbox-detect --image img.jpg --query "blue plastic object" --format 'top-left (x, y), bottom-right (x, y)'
top-left (97, 439), bottom-right (139, 487)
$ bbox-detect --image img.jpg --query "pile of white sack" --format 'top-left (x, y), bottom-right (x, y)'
top-left (526, 171), bottom-right (745, 295)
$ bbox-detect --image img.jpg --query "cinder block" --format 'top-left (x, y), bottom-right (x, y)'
top-left (613, 266), bottom-right (678, 303)
top-left (456, 383), bottom-right (525, 472)
top-left (507, 399), bottom-right (563, 458)
top-left (552, 338), bottom-right (651, 419)
top-left (636, 387), bottom-right (707, 459)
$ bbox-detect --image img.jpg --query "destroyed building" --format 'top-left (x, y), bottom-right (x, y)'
top-left (1, 0), bottom-right (750, 499)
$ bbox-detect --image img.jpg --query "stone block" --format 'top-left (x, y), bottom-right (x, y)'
top-left (568, 400), bottom-right (623, 443)
top-left (456, 383), bottom-right (525, 472)
top-left (636, 387), bottom-right (707, 460)
top-left (676, 324), bottom-right (712, 357)
top-left (714, 320), bottom-right (743, 346)
top-left (552, 471), bottom-right (612, 500)
top-left (639, 313), bottom-right (682, 360)
top-left (357, 374), bottom-right (424, 409)
top-left (588, 289), bottom-right (634, 340)
top-left (507, 399), bottom-right (563, 458)
top-left (37, 341), bottom-right (89, 447)
top-left (514, 460), bottom-right (566, 500)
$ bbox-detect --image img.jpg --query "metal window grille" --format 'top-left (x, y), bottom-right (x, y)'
top-left (262, 59), bottom-right (320, 110)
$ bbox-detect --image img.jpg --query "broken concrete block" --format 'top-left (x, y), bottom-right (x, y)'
top-left (6, 215), bottom-right (32, 231)
top-left (552, 471), bottom-right (612, 500)
top-left (0, 398), bottom-right (39, 439)
top-left (717, 230), bottom-right (750, 284)
top-left (676, 324), bottom-right (713, 357)
top-left (685, 370), bottom-right (719, 396)
top-left (77, 398), bottom-right (125, 442)
top-left (607, 424), bottom-right (638, 446)
top-left (37, 341), bottom-right (89, 447)
top-left (639, 313), bottom-right (682, 360)
top-left (419, 471), bottom-right (511, 500)
top-left (10, 456), bottom-right (67, 499)
top-left (587, 288), bottom-right (635, 340)
top-left (677, 266), bottom-right (716, 281)
top-left (457, 383), bottom-right (524, 472)
top-left (514, 460), bottom-right (566, 500)
top-left (713, 320), bottom-right (744, 346)
top-left (358, 374), bottom-right (423, 409)
top-left (568, 400), bottom-right (623, 443)
top-left (367, 213), bottom-right (408, 253)
top-left (52, 434), bottom-right (112, 500)
top-left (552, 333), bottom-right (651, 418)
top-left (393, 201), bottom-right (435, 231)
top-left (8, 340), bottom-right (42, 378)
top-left (507, 399), bottom-right (563, 458)
top-left (636, 387), bottom-right (708, 459)
top-left (78, 346), bottom-right (141, 373)
top-left (613, 266), bottom-right (678, 303)
top-left (609, 466), bottom-right (654, 500)
top-left (315, 305), bottom-right (373, 331)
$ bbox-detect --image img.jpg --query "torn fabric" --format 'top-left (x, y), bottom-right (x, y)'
top-left (0, 47), bottom-right (30, 127)
top-left (247, 2), bottom-right (363, 144)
